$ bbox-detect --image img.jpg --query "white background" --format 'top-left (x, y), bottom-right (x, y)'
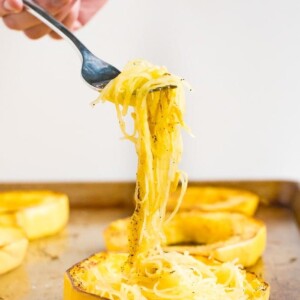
top-left (0, 0), bottom-right (300, 182)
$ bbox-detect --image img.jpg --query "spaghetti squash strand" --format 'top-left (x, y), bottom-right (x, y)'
top-left (97, 60), bottom-right (268, 300)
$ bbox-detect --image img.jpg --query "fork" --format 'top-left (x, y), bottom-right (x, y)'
top-left (23, 0), bottom-right (120, 90)
top-left (23, 0), bottom-right (177, 93)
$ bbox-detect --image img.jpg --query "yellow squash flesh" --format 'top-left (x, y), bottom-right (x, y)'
top-left (64, 252), bottom-right (270, 300)
top-left (168, 187), bottom-right (259, 216)
top-left (0, 226), bottom-right (28, 275)
top-left (104, 211), bottom-right (266, 267)
top-left (0, 191), bottom-right (69, 240)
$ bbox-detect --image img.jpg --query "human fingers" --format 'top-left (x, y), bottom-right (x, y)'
top-left (23, 3), bottom-right (75, 39)
top-left (0, 0), bottom-right (22, 17)
top-left (34, 0), bottom-right (71, 13)
top-left (3, 0), bottom-right (73, 31)
top-left (78, 0), bottom-right (107, 26)
top-left (49, 0), bottom-right (80, 39)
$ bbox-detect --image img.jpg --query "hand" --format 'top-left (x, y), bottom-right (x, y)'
top-left (0, 0), bottom-right (107, 39)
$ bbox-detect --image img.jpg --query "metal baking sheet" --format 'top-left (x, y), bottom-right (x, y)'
top-left (0, 181), bottom-right (299, 300)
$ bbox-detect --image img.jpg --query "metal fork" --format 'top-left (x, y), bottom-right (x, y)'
top-left (23, 0), bottom-right (120, 90)
top-left (23, 0), bottom-right (177, 93)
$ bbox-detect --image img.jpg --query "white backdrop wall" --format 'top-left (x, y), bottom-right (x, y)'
top-left (0, 0), bottom-right (300, 182)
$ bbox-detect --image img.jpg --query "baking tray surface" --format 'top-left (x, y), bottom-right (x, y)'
top-left (0, 181), bottom-right (299, 300)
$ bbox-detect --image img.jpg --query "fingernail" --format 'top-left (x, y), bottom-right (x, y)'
top-left (3, 1), bottom-right (14, 11)
top-left (72, 20), bottom-right (82, 31)
top-left (3, 0), bottom-right (20, 12)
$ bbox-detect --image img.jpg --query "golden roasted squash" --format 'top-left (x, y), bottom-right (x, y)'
top-left (0, 191), bottom-right (69, 239)
top-left (64, 252), bottom-right (270, 300)
top-left (0, 226), bottom-right (28, 275)
top-left (168, 187), bottom-right (259, 216)
top-left (104, 211), bottom-right (266, 267)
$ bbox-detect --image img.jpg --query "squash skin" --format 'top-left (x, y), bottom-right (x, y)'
top-left (64, 252), bottom-right (270, 300)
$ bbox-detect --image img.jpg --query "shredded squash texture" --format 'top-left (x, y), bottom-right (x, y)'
top-left (94, 60), bottom-right (258, 300)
